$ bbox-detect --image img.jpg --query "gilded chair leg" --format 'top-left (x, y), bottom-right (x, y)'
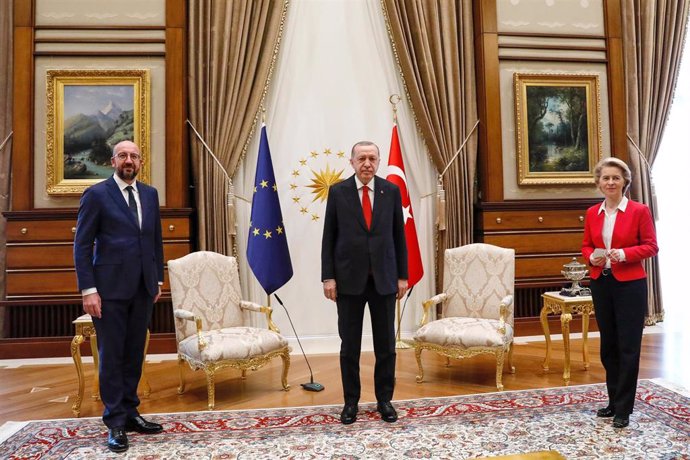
top-left (206, 369), bottom-right (216, 411)
top-left (177, 355), bottom-right (186, 394)
top-left (414, 346), bottom-right (424, 383)
top-left (280, 350), bottom-right (291, 391)
top-left (445, 356), bottom-right (451, 367)
top-left (508, 342), bottom-right (516, 374)
top-left (495, 350), bottom-right (505, 391)
top-left (241, 369), bottom-right (247, 380)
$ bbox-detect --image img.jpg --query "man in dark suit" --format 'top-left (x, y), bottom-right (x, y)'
top-left (74, 140), bottom-right (164, 453)
top-left (322, 140), bottom-right (408, 424)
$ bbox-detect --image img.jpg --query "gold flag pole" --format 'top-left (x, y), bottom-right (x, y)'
top-left (389, 94), bottom-right (411, 350)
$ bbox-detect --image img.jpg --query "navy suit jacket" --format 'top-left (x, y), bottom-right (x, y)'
top-left (321, 175), bottom-right (407, 296)
top-left (74, 176), bottom-right (164, 300)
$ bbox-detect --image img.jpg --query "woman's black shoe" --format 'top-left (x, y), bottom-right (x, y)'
top-left (596, 407), bottom-right (615, 418)
top-left (612, 415), bottom-right (629, 428)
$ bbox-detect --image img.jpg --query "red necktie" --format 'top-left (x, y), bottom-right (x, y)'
top-left (362, 185), bottom-right (372, 229)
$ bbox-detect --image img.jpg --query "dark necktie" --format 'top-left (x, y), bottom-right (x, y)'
top-left (362, 185), bottom-right (372, 230)
top-left (125, 185), bottom-right (140, 227)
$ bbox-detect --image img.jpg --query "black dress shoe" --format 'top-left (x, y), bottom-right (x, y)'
top-left (340, 404), bottom-right (358, 425)
top-left (596, 406), bottom-right (615, 418)
top-left (613, 415), bottom-right (629, 428)
top-left (377, 401), bottom-right (398, 423)
top-left (107, 427), bottom-right (128, 453)
top-left (125, 415), bottom-right (164, 434)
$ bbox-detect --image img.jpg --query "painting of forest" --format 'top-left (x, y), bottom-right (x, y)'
top-left (526, 85), bottom-right (588, 173)
top-left (63, 85), bottom-right (135, 180)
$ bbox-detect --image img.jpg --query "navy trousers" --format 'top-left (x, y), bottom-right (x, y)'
top-left (590, 275), bottom-right (647, 416)
top-left (92, 280), bottom-right (154, 428)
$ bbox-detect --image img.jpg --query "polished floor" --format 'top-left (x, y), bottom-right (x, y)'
top-left (0, 322), bottom-right (687, 426)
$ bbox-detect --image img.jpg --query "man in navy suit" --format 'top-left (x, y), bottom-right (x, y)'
top-left (74, 140), bottom-right (164, 453)
top-left (322, 140), bottom-right (408, 424)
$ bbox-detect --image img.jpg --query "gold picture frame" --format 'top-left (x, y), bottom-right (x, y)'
top-left (514, 73), bottom-right (602, 185)
top-left (46, 69), bottom-right (151, 195)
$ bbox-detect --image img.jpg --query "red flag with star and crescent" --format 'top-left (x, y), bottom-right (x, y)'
top-left (386, 125), bottom-right (423, 288)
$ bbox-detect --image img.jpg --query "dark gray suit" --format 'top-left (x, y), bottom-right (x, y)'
top-left (322, 175), bottom-right (407, 404)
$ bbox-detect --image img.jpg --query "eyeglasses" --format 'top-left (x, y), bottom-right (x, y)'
top-left (115, 153), bottom-right (141, 161)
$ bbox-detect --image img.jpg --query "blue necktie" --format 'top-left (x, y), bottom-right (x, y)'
top-left (125, 185), bottom-right (140, 227)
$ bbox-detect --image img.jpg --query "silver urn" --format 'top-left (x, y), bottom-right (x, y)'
top-left (559, 257), bottom-right (591, 297)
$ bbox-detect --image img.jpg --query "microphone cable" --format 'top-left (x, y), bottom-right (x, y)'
top-left (273, 294), bottom-right (324, 392)
top-left (394, 285), bottom-right (414, 340)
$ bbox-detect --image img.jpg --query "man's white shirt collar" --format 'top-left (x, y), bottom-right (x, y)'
top-left (354, 175), bottom-right (375, 191)
top-left (113, 173), bottom-right (138, 192)
top-left (598, 196), bottom-right (628, 214)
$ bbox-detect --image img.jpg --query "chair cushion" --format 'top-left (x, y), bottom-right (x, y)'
top-left (179, 327), bottom-right (288, 362)
top-left (413, 317), bottom-right (513, 348)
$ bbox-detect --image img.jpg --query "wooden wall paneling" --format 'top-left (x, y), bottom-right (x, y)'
top-left (604, 0), bottom-right (628, 161)
top-left (473, 0), bottom-right (504, 202)
top-left (12, 1), bottom-right (34, 211)
top-left (483, 231), bottom-right (584, 255)
top-left (165, 0), bottom-right (189, 208)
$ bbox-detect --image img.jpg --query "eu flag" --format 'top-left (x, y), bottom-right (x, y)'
top-left (247, 124), bottom-right (293, 294)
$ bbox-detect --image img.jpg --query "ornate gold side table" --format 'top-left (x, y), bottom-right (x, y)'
top-left (71, 314), bottom-right (151, 417)
top-left (540, 292), bottom-right (594, 385)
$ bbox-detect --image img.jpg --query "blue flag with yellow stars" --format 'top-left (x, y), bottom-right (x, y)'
top-left (247, 124), bottom-right (293, 294)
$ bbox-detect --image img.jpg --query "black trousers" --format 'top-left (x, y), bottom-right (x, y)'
top-left (590, 274), bottom-right (647, 416)
top-left (92, 279), bottom-right (154, 428)
top-left (336, 277), bottom-right (397, 405)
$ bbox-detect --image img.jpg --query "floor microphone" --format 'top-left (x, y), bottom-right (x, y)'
top-left (395, 285), bottom-right (414, 339)
top-left (273, 294), bottom-right (324, 392)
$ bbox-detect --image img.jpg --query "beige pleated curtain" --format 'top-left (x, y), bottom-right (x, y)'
top-left (381, 0), bottom-right (478, 290)
top-left (622, 0), bottom-right (690, 323)
top-left (187, 0), bottom-right (288, 254)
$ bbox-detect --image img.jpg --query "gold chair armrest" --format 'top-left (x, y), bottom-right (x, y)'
top-left (420, 293), bottom-right (447, 326)
top-left (498, 295), bottom-right (514, 335)
top-left (240, 301), bottom-right (280, 333)
top-left (173, 309), bottom-right (207, 352)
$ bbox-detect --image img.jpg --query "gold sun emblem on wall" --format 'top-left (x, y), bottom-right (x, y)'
top-left (291, 148), bottom-right (348, 221)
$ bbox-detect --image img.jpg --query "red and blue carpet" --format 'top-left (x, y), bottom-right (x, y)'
top-left (0, 380), bottom-right (688, 459)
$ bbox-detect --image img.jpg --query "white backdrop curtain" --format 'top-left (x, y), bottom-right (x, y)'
top-left (234, 0), bottom-right (436, 354)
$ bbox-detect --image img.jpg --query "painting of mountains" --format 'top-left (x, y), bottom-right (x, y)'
top-left (63, 85), bottom-right (135, 179)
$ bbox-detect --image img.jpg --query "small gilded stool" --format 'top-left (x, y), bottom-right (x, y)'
top-left (540, 292), bottom-right (594, 385)
top-left (71, 314), bottom-right (151, 417)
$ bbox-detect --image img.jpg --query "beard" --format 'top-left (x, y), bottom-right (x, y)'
top-left (116, 165), bottom-right (139, 181)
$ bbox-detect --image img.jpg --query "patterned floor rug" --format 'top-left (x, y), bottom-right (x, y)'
top-left (1, 380), bottom-right (688, 459)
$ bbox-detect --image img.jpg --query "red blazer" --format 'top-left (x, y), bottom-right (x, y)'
top-left (582, 199), bottom-right (658, 281)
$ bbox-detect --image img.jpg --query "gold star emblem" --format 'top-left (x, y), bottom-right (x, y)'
top-left (260, 180), bottom-right (268, 188)
top-left (307, 164), bottom-right (345, 203)
top-left (252, 228), bottom-right (260, 236)
top-left (324, 148), bottom-right (332, 155)
top-left (253, 186), bottom-right (257, 193)
top-left (311, 213), bottom-right (320, 221)
top-left (272, 184), bottom-right (277, 191)
top-left (299, 158), bottom-right (307, 166)
top-left (290, 183), bottom-right (297, 190)
top-left (292, 170), bottom-right (300, 177)
top-left (292, 196), bottom-right (300, 203)
top-left (337, 151), bottom-right (345, 158)
top-left (300, 207), bottom-right (308, 214)
top-left (263, 230), bottom-right (272, 239)
top-left (310, 151), bottom-right (319, 159)
top-left (276, 226), bottom-right (283, 234)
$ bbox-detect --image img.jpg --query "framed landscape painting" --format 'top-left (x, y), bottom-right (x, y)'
top-left (514, 73), bottom-right (602, 185)
top-left (46, 69), bottom-right (150, 195)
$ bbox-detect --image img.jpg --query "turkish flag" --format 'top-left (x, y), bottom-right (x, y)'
top-left (386, 125), bottom-right (424, 288)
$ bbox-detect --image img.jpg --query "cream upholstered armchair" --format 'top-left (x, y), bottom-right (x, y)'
top-left (168, 251), bottom-right (290, 410)
top-left (413, 243), bottom-right (515, 390)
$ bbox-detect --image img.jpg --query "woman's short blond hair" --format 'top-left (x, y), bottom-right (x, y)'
top-left (593, 157), bottom-right (632, 194)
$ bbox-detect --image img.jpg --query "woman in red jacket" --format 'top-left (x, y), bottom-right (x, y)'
top-left (582, 157), bottom-right (658, 429)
